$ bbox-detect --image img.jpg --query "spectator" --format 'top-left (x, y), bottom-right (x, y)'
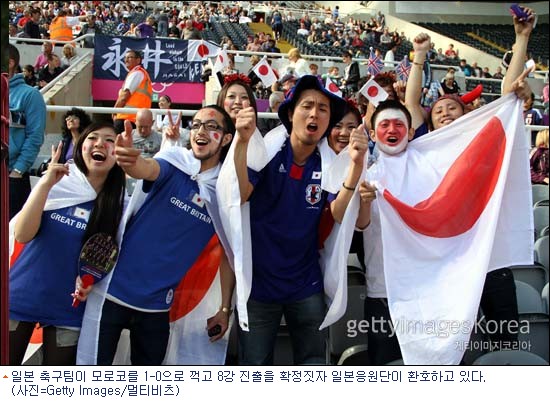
top-left (113, 50), bottom-right (153, 134)
top-left (8, 44), bottom-right (47, 219)
top-left (136, 16), bottom-right (156, 38)
top-left (116, 16), bottom-right (130, 35)
top-left (23, 8), bottom-right (41, 39)
top-left (439, 72), bottom-right (460, 95)
top-left (530, 129), bottom-right (549, 184)
top-left (341, 50), bottom-right (360, 94)
top-left (22, 65), bottom-right (37, 87)
top-left (9, 122), bottom-right (126, 365)
top-left (444, 43), bottom-right (458, 60)
top-left (37, 107), bottom-right (93, 177)
top-left (81, 105), bottom-right (235, 365)
top-left (37, 53), bottom-right (63, 88)
top-left (34, 41), bottom-right (53, 72)
top-left (492, 66), bottom-right (504, 80)
top-left (229, 75), bottom-right (363, 365)
top-left (459, 59), bottom-right (472, 76)
top-left (181, 18), bottom-right (201, 40)
top-left (131, 109), bottom-right (163, 158)
top-left (285, 48), bottom-right (309, 77)
top-left (524, 92), bottom-right (543, 146)
top-left (60, 44), bottom-right (77, 69)
top-left (257, 91), bottom-right (284, 136)
top-left (78, 13), bottom-right (103, 48)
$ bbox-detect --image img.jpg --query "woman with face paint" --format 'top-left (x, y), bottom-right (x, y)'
top-left (9, 122), bottom-right (126, 365)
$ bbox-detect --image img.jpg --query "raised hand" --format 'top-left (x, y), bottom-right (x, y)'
top-left (510, 66), bottom-right (534, 101)
top-left (413, 32), bottom-right (431, 55)
top-left (164, 110), bottom-right (182, 140)
top-left (512, 6), bottom-right (536, 37)
top-left (115, 120), bottom-right (141, 168)
top-left (42, 141), bottom-right (69, 188)
top-left (348, 127), bottom-right (369, 165)
top-left (235, 106), bottom-right (256, 143)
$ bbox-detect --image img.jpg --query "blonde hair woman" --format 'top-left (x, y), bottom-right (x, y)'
top-left (285, 48), bottom-right (309, 77)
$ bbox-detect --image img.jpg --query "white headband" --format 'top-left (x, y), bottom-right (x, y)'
top-left (374, 109), bottom-right (409, 130)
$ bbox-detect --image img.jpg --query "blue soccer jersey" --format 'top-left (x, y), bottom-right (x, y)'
top-left (106, 159), bottom-right (215, 311)
top-left (10, 201), bottom-right (95, 327)
top-left (247, 138), bottom-right (327, 303)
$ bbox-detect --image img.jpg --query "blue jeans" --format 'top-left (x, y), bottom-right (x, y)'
top-left (238, 292), bottom-right (327, 365)
top-left (97, 299), bottom-right (169, 365)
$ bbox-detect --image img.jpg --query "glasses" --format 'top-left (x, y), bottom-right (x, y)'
top-left (66, 115), bottom-right (80, 122)
top-left (190, 120), bottom-right (223, 132)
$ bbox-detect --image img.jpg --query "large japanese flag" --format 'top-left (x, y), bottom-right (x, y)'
top-left (369, 94), bottom-right (533, 364)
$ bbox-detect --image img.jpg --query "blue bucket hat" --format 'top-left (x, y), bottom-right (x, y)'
top-left (278, 75), bottom-right (347, 137)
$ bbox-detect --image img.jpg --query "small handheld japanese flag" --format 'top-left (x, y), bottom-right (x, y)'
top-left (252, 57), bottom-right (278, 88)
top-left (325, 77), bottom-right (342, 97)
top-left (359, 78), bottom-right (389, 107)
top-left (213, 48), bottom-right (230, 73)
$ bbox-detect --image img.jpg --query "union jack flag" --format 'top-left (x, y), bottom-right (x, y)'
top-left (367, 48), bottom-right (384, 76)
top-left (396, 55), bottom-right (412, 81)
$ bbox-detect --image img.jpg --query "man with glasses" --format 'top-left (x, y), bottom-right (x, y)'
top-left (113, 50), bottom-right (152, 134)
top-left (78, 105), bottom-right (236, 365)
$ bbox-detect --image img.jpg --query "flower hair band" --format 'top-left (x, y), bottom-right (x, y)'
top-left (223, 73), bottom-right (252, 86)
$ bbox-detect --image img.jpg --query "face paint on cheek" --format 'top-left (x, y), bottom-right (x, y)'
top-left (83, 144), bottom-right (89, 153)
top-left (209, 130), bottom-right (222, 143)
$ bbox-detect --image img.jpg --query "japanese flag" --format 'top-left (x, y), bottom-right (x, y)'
top-left (252, 57), bottom-right (278, 88)
top-left (213, 48), bottom-right (230, 73)
top-left (187, 40), bottom-right (219, 62)
top-left (359, 77), bottom-right (388, 107)
top-left (325, 77), bottom-right (342, 97)
top-left (370, 94), bottom-right (533, 364)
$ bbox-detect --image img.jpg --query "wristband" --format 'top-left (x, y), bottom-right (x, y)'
top-left (342, 182), bottom-right (356, 191)
top-left (220, 306), bottom-right (232, 315)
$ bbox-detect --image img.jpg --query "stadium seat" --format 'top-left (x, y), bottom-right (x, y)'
top-left (542, 283), bottom-right (549, 315)
top-left (461, 312), bottom-right (491, 365)
top-left (532, 184), bottom-right (549, 206)
top-left (515, 280), bottom-right (545, 314)
top-left (510, 264), bottom-right (548, 294)
top-left (517, 313), bottom-right (549, 362)
top-left (385, 358), bottom-right (404, 365)
top-left (336, 344), bottom-right (370, 365)
top-left (328, 269), bottom-right (368, 363)
top-left (533, 205), bottom-right (549, 239)
top-left (472, 350), bottom-right (548, 365)
top-left (534, 236), bottom-right (549, 274)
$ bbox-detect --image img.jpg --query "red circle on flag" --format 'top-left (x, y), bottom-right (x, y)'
top-left (258, 65), bottom-right (269, 76)
top-left (198, 44), bottom-right (209, 57)
top-left (367, 86), bottom-right (379, 97)
top-left (328, 83), bottom-right (339, 93)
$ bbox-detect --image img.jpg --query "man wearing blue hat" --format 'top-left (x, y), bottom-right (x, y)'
top-left (231, 75), bottom-right (369, 365)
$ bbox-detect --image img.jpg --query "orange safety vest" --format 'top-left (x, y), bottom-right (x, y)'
top-left (116, 66), bottom-right (153, 122)
top-left (49, 16), bottom-right (73, 42)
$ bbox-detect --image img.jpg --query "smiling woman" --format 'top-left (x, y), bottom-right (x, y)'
top-left (9, 122), bottom-right (126, 366)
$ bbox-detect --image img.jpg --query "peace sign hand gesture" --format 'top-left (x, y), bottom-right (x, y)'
top-left (42, 142), bottom-right (70, 188)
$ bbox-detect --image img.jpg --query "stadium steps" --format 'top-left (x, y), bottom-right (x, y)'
top-left (465, 32), bottom-right (507, 54)
top-left (248, 22), bottom-right (293, 54)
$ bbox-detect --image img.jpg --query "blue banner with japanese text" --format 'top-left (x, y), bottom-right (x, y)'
top-left (93, 35), bottom-right (219, 83)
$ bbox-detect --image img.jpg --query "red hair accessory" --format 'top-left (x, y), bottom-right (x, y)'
top-left (223, 73), bottom-right (251, 86)
top-left (344, 97), bottom-right (358, 110)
